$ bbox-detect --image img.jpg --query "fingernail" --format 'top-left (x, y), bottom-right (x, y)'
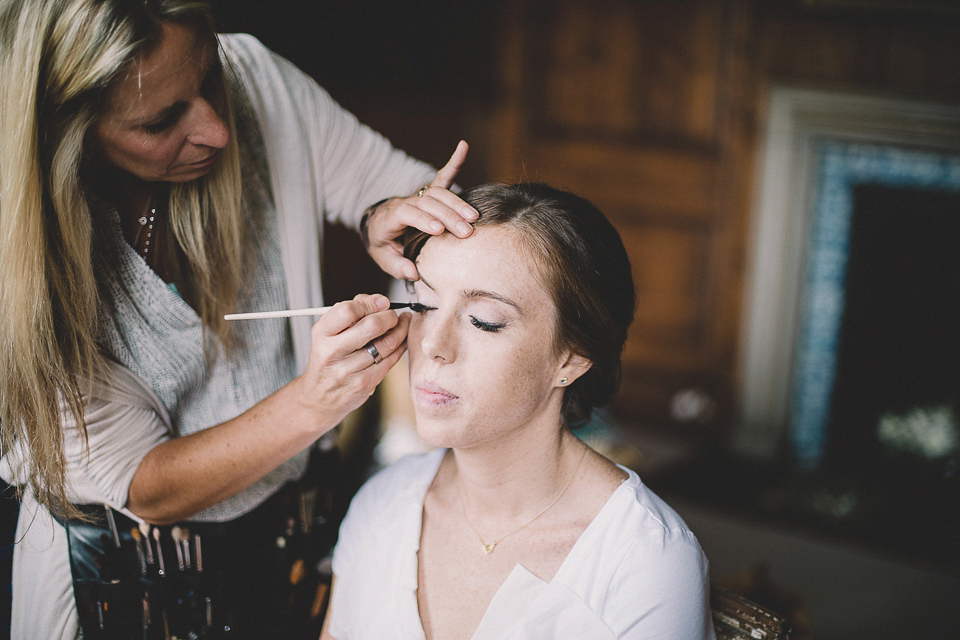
top-left (463, 207), bottom-right (478, 220)
top-left (429, 220), bottom-right (444, 233)
top-left (403, 265), bottom-right (418, 280)
top-left (456, 221), bottom-right (472, 236)
top-left (376, 296), bottom-right (390, 310)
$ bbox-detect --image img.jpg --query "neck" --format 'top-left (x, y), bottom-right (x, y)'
top-left (452, 427), bottom-right (583, 522)
top-left (87, 163), bottom-right (158, 221)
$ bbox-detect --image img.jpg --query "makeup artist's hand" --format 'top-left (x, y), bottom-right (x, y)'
top-left (362, 140), bottom-right (478, 281)
top-left (296, 294), bottom-right (410, 426)
top-left (127, 294), bottom-right (409, 524)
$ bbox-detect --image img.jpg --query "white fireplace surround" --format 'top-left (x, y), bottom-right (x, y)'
top-left (736, 85), bottom-right (960, 460)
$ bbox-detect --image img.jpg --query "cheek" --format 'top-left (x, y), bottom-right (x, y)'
top-left (473, 340), bottom-right (558, 404)
top-left (406, 316), bottom-right (426, 363)
top-left (95, 126), bottom-right (179, 171)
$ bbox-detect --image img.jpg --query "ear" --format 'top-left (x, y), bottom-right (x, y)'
top-left (555, 352), bottom-right (592, 388)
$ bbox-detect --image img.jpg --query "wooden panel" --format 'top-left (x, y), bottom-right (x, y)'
top-left (530, 0), bottom-right (724, 143)
top-left (525, 140), bottom-right (717, 221)
top-left (536, 0), bottom-right (641, 135)
top-left (755, 3), bottom-right (960, 98)
top-left (620, 223), bottom-right (710, 369)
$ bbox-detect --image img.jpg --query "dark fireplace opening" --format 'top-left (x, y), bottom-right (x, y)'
top-left (821, 183), bottom-right (960, 563)
top-left (825, 183), bottom-right (960, 470)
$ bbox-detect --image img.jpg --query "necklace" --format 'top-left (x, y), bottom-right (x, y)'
top-left (458, 443), bottom-right (589, 555)
top-left (134, 205), bottom-right (158, 260)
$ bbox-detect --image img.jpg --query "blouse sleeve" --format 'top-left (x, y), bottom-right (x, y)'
top-left (605, 531), bottom-right (715, 640)
top-left (326, 465), bottom-right (387, 639)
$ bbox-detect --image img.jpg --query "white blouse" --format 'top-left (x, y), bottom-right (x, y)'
top-left (329, 449), bottom-right (716, 640)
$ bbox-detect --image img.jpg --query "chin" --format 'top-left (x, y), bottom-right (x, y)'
top-left (413, 416), bottom-right (453, 449)
top-left (413, 414), bottom-right (475, 450)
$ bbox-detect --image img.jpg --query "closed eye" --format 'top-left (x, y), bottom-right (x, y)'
top-left (470, 316), bottom-right (505, 333)
top-left (142, 105), bottom-right (184, 134)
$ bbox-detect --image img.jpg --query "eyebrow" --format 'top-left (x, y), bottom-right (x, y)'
top-left (417, 275), bottom-right (523, 313)
top-left (139, 101), bottom-right (185, 125)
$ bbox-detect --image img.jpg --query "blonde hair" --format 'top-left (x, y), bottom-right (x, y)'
top-left (0, 0), bottom-right (245, 518)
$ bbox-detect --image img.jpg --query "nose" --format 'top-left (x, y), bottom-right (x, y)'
top-left (416, 311), bottom-right (457, 364)
top-left (187, 99), bottom-right (229, 150)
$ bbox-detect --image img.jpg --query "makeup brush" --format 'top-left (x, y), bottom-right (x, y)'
top-left (103, 506), bottom-right (121, 548)
top-left (142, 594), bottom-right (151, 640)
top-left (138, 522), bottom-right (155, 565)
top-left (179, 527), bottom-right (192, 569)
top-left (194, 534), bottom-right (203, 573)
top-left (224, 301), bottom-right (422, 321)
top-left (170, 526), bottom-right (185, 571)
top-left (152, 528), bottom-right (166, 577)
top-left (131, 527), bottom-right (147, 575)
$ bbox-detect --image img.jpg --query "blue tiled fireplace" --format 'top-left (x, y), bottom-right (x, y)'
top-left (791, 142), bottom-right (960, 470)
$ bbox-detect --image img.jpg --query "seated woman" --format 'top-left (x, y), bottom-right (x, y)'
top-left (321, 183), bottom-right (716, 639)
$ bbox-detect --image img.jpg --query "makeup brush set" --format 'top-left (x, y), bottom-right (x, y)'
top-left (63, 506), bottom-right (216, 639)
top-left (59, 493), bottom-right (337, 640)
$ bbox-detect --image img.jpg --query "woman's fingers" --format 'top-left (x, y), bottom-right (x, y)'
top-left (314, 294), bottom-right (392, 338)
top-left (298, 295), bottom-right (410, 421)
top-left (379, 252), bottom-right (419, 283)
top-left (431, 140), bottom-right (469, 190)
top-left (311, 294), bottom-right (410, 371)
top-left (356, 312), bottom-right (410, 371)
top-left (363, 190), bottom-right (474, 280)
top-left (401, 189), bottom-right (476, 238)
top-left (362, 141), bottom-right (477, 280)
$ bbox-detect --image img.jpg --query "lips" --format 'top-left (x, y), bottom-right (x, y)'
top-left (188, 152), bottom-right (217, 167)
top-left (415, 382), bottom-right (459, 407)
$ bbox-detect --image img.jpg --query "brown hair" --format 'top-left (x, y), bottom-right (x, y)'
top-left (405, 182), bottom-right (636, 427)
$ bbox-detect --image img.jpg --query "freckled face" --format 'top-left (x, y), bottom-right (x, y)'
top-left (91, 21), bottom-right (229, 183)
top-left (408, 226), bottom-right (574, 449)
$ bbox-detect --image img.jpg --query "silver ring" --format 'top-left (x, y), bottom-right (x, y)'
top-left (365, 343), bottom-right (382, 365)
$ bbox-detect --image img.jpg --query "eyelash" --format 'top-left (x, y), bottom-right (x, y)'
top-left (470, 317), bottom-right (505, 333)
top-left (142, 112), bottom-right (178, 134)
top-left (142, 65), bottom-right (221, 135)
top-left (411, 303), bottom-right (505, 333)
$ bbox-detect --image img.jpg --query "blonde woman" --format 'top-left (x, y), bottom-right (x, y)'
top-left (0, 1), bottom-right (475, 638)
top-left (322, 184), bottom-right (715, 639)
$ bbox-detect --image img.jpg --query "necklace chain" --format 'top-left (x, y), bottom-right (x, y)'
top-left (132, 191), bottom-right (162, 267)
top-left (135, 207), bottom-right (158, 259)
top-left (458, 443), bottom-right (589, 555)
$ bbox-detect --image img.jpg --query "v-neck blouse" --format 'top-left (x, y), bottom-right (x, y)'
top-left (329, 449), bottom-right (715, 639)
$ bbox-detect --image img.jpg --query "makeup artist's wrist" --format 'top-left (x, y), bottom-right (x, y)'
top-left (360, 197), bottom-right (390, 248)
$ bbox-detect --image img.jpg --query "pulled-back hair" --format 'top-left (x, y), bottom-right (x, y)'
top-left (0, 0), bottom-right (244, 517)
top-left (405, 182), bottom-right (636, 428)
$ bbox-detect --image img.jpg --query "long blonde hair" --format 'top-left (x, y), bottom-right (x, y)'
top-left (0, 0), bottom-right (245, 517)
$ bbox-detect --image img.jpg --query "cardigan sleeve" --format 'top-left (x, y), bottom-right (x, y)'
top-left (64, 362), bottom-right (173, 509)
top-left (0, 360), bottom-right (172, 510)
top-left (219, 33), bottom-right (437, 231)
top-left (219, 33), bottom-right (438, 372)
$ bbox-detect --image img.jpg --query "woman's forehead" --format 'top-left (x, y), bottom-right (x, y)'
top-left (101, 22), bottom-right (212, 121)
top-left (417, 226), bottom-right (552, 306)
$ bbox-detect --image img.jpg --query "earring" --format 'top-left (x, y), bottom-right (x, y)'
top-left (560, 377), bottom-right (568, 385)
